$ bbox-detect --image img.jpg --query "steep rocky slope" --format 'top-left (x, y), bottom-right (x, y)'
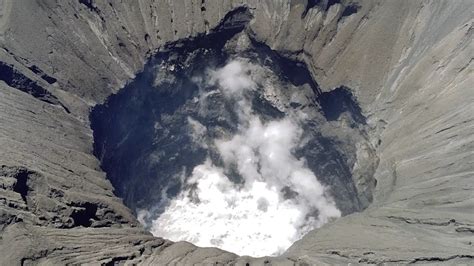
top-left (0, 0), bottom-right (472, 264)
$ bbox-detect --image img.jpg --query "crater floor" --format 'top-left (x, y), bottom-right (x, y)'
top-left (90, 27), bottom-right (376, 256)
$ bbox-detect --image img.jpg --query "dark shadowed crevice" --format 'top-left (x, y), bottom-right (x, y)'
top-left (338, 3), bottom-right (360, 22)
top-left (318, 86), bottom-right (365, 124)
top-left (326, 0), bottom-right (341, 11)
top-left (12, 171), bottom-right (29, 203)
top-left (248, 38), bottom-right (322, 96)
top-left (302, 0), bottom-right (359, 21)
top-left (104, 256), bottom-right (136, 266)
top-left (340, 3), bottom-right (360, 18)
top-left (78, 0), bottom-right (100, 13)
top-left (215, 6), bottom-right (253, 31)
top-left (0, 62), bottom-right (70, 113)
top-left (0, 165), bottom-right (33, 204)
top-left (302, 0), bottom-right (322, 18)
top-left (13, 170), bottom-right (29, 203)
top-left (69, 202), bottom-right (98, 227)
top-left (27, 65), bottom-right (57, 84)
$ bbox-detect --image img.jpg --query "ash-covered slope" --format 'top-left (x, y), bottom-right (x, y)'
top-left (0, 0), bottom-right (472, 264)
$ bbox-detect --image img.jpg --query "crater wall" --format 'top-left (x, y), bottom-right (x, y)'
top-left (0, 0), bottom-right (472, 264)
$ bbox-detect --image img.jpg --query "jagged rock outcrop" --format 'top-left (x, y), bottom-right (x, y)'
top-left (0, 0), bottom-right (472, 264)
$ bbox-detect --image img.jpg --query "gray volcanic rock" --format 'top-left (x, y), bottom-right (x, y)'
top-left (0, 0), bottom-right (473, 265)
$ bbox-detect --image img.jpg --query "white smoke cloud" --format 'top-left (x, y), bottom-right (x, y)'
top-left (208, 60), bottom-right (256, 97)
top-left (146, 60), bottom-right (340, 257)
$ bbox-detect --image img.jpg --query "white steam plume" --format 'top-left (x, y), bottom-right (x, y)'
top-left (146, 59), bottom-right (340, 257)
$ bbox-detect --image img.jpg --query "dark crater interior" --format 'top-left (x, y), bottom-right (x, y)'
top-left (90, 7), bottom-right (375, 226)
